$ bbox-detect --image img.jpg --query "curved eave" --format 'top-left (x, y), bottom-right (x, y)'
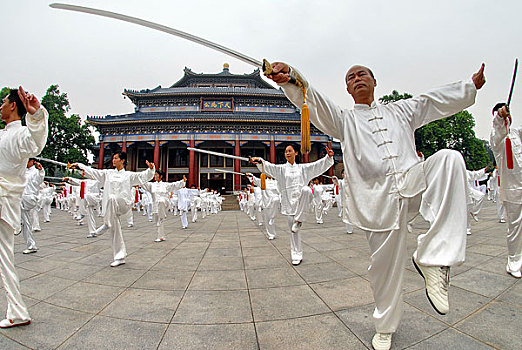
top-left (123, 91), bottom-right (285, 99)
top-left (87, 118), bottom-right (299, 126)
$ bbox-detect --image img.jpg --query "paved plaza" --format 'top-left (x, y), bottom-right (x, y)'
top-left (0, 200), bottom-right (520, 349)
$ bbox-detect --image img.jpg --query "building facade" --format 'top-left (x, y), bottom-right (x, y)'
top-left (88, 64), bottom-right (339, 193)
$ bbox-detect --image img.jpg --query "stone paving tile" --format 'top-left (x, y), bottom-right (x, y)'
top-left (44, 281), bottom-right (124, 314)
top-left (407, 328), bottom-right (496, 349)
top-left (188, 269), bottom-right (247, 290)
top-left (82, 266), bottom-right (146, 288)
top-left (159, 323), bottom-right (258, 350)
top-left (250, 285), bottom-right (331, 322)
top-left (256, 314), bottom-right (366, 350)
top-left (197, 256), bottom-right (244, 271)
top-left (131, 269), bottom-right (194, 291)
top-left (0, 334), bottom-right (29, 350)
top-left (101, 288), bottom-right (182, 323)
top-left (21, 274), bottom-right (76, 300)
top-left (172, 290), bottom-right (253, 324)
top-left (294, 261), bottom-right (356, 283)
top-left (243, 254), bottom-right (289, 270)
top-left (451, 268), bottom-right (518, 298)
top-left (454, 300), bottom-right (522, 349)
top-left (57, 316), bottom-right (168, 350)
top-left (246, 266), bottom-right (305, 289)
top-left (310, 276), bottom-right (374, 311)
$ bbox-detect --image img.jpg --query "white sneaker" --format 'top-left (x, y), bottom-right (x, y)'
top-left (267, 234), bottom-right (275, 240)
top-left (506, 264), bottom-right (521, 278)
top-left (292, 259), bottom-right (302, 266)
top-left (412, 258), bottom-right (450, 315)
top-left (472, 214), bottom-right (479, 222)
top-left (316, 220), bottom-right (323, 224)
top-left (23, 248), bottom-right (37, 254)
top-left (291, 221), bottom-right (302, 233)
top-left (258, 222), bottom-right (263, 226)
top-left (127, 223), bottom-right (134, 228)
top-left (95, 224), bottom-right (109, 236)
top-left (372, 332), bottom-right (392, 350)
top-left (110, 259), bottom-right (125, 267)
top-left (87, 233), bottom-right (96, 238)
top-left (499, 218), bottom-right (506, 223)
top-left (154, 238), bottom-right (165, 242)
top-left (0, 318), bottom-right (31, 328)
top-left (467, 229), bottom-right (472, 235)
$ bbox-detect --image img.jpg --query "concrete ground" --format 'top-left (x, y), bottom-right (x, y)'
top-left (0, 200), bottom-right (520, 349)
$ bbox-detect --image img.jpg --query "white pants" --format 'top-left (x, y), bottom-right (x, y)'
top-left (497, 199), bottom-right (505, 221)
top-left (191, 203), bottom-right (198, 222)
top-left (0, 220), bottom-right (30, 321)
top-left (41, 197), bottom-right (52, 222)
top-left (313, 199), bottom-right (324, 222)
top-left (256, 203), bottom-right (263, 224)
top-left (104, 196), bottom-right (129, 261)
top-left (505, 202), bottom-right (522, 273)
top-left (32, 208), bottom-right (41, 231)
top-left (264, 199), bottom-right (280, 239)
top-left (154, 200), bottom-right (168, 240)
top-left (247, 202), bottom-right (255, 220)
top-left (21, 196), bottom-right (37, 250)
top-left (286, 186), bottom-right (313, 261)
top-left (180, 209), bottom-right (188, 228)
top-left (367, 150), bottom-right (467, 333)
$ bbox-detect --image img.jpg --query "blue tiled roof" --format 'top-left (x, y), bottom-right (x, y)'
top-left (124, 87), bottom-right (285, 96)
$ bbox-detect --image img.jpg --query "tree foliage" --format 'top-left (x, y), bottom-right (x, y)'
top-left (379, 90), bottom-right (490, 169)
top-left (39, 85), bottom-right (95, 170)
top-left (0, 87), bottom-right (11, 129)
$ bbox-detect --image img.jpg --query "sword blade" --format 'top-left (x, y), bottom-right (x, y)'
top-left (35, 157), bottom-right (68, 167)
top-left (50, 3), bottom-right (263, 67)
top-left (507, 58), bottom-right (518, 107)
top-left (187, 147), bottom-right (250, 162)
top-left (214, 169), bottom-right (246, 176)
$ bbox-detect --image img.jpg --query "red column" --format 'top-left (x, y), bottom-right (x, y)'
top-left (98, 142), bottom-right (105, 169)
top-left (189, 138), bottom-right (195, 186)
top-left (234, 139), bottom-right (241, 191)
top-left (154, 139), bottom-right (160, 170)
top-left (270, 139), bottom-right (276, 163)
top-left (122, 140), bottom-right (127, 153)
top-left (302, 153), bottom-right (309, 163)
top-left (327, 141), bottom-right (334, 183)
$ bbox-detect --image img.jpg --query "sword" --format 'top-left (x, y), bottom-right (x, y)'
top-left (213, 169), bottom-right (246, 176)
top-left (187, 147), bottom-right (250, 162)
top-left (35, 157), bottom-right (71, 168)
top-left (49, 3), bottom-right (283, 79)
top-left (507, 58), bottom-right (518, 107)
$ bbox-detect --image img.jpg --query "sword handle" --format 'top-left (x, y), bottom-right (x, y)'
top-left (262, 59), bottom-right (302, 87)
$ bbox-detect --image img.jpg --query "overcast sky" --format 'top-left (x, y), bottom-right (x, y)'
top-left (2, 0), bottom-right (521, 141)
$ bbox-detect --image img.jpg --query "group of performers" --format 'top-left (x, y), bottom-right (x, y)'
top-left (1, 58), bottom-right (520, 350)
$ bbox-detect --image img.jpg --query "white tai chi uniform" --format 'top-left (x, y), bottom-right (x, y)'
top-left (312, 183), bottom-right (325, 224)
top-left (490, 112), bottom-right (522, 276)
top-left (256, 155), bottom-right (334, 262)
top-left (246, 188), bottom-right (256, 221)
top-left (0, 106), bottom-right (48, 324)
top-left (21, 165), bottom-right (44, 251)
top-left (253, 186), bottom-right (264, 225)
top-left (40, 184), bottom-right (55, 223)
top-left (280, 67), bottom-right (475, 333)
top-left (190, 192), bottom-right (202, 223)
top-left (177, 187), bottom-right (200, 228)
top-left (141, 189), bottom-right (153, 221)
top-left (77, 163), bottom-right (154, 264)
top-left (142, 179), bottom-right (185, 240)
top-left (466, 168), bottom-right (487, 235)
top-left (67, 178), bottom-right (101, 237)
top-left (248, 175), bottom-right (281, 240)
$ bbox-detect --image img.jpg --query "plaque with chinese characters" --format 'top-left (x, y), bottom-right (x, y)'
top-left (201, 98), bottom-right (234, 111)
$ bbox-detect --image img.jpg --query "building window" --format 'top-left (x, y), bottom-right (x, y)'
top-left (168, 148), bottom-right (189, 168)
top-left (137, 148), bottom-right (154, 168)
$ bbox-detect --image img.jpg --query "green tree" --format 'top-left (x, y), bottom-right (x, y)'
top-left (0, 87), bottom-right (11, 129)
top-left (40, 85), bottom-right (95, 172)
top-left (379, 91), bottom-right (490, 169)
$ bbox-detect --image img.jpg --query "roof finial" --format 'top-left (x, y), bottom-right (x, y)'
top-left (223, 63), bottom-right (229, 71)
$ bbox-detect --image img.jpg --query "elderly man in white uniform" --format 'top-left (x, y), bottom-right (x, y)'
top-left (265, 62), bottom-right (485, 350)
top-left (247, 173), bottom-right (281, 240)
top-left (333, 172), bottom-right (354, 234)
top-left (21, 159), bottom-right (44, 254)
top-left (491, 167), bottom-right (506, 222)
top-left (177, 185), bottom-right (200, 229)
top-left (39, 182), bottom-right (55, 223)
top-left (72, 152), bottom-right (154, 266)
top-left (0, 87), bottom-right (48, 328)
top-left (141, 171), bottom-right (185, 241)
top-left (251, 144), bottom-right (334, 265)
top-left (490, 103), bottom-right (522, 278)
